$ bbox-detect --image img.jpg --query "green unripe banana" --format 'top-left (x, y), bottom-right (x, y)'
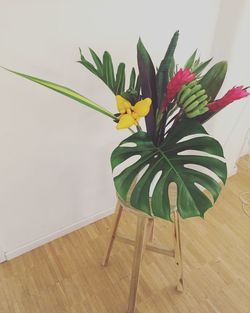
top-left (185, 100), bottom-right (199, 113)
top-left (189, 84), bottom-right (202, 96)
top-left (179, 88), bottom-right (192, 104)
top-left (186, 80), bottom-right (197, 89)
top-left (176, 85), bottom-right (188, 102)
top-left (186, 106), bottom-right (209, 118)
top-left (182, 95), bottom-right (197, 109)
top-left (197, 94), bottom-right (208, 103)
top-left (194, 89), bottom-right (206, 98)
top-left (184, 95), bottom-right (208, 113)
top-left (198, 100), bottom-right (208, 109)
top-left (185, 97), bottom-right (206, 112)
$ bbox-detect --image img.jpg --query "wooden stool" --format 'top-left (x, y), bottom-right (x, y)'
top-left (102, 199), bottom-right (184, 313)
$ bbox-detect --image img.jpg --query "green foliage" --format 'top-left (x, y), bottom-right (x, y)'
top-left (156, 31), bottom-right (179, 112)
top-left (103, 51), bottom-right (115, 91)
top-left (137, 38), bottom-right (158, 140)
top-left (192, 58), bottom-right (212, 75)
top-left (121, 88), bottom-right (139, 105)
top-left (199, 61), bottom-right (228, 101)
top-left (79, 48), bottom-right (139, 96)
top-left (184, 50), bottom-right (212, 75)
top-left (1, 67), bottom-right (116, 120)
top-left (168, 57), bottom-right (176, 80)
top-left (111, 119), bottom-right (227, 220)
top-left (115, 63), bottom-right (126, 95)
top-left (129, 67), bottom-right (136, 89)
top-left (184, 49), bottom-right (197, 69)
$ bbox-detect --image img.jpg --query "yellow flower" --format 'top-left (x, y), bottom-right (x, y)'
top-left (116, 96), bottom-right (152, 129)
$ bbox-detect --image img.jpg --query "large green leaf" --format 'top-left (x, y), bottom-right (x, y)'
top-left (199, 61), bottom-right (227, 101)
top-left (2, 67), bottom-right (116, 120)
top-left (137, 38), bottom-right (157, 141)
top-left (156, 31), bottom-right (179, 111)
top-left (103, 51), bottom-right (115, 92)
top-left (115, 63), bottom-right (126, 94)
top-left (111, 119), bottom-right (227, 221)
top-left (198, 61), bottom-right (228, 124)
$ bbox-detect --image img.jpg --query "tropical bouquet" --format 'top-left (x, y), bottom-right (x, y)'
top-left (2, 31), bottom-right (249, 221)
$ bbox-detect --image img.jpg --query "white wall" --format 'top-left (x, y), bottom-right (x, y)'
top-left (0, 0), bottom-right (223, 259)
top-left (205, 0), bottom-right (250, 173)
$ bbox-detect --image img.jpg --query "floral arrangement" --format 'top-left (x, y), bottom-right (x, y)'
top-left (3, 31), bottom-right (249, 220)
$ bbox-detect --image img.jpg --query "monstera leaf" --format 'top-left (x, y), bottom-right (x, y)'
top-left (111, 119), bottom-right (227, 221)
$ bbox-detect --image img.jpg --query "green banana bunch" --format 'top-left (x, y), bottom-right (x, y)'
top-left (178, 80), bottom-right (209, 118)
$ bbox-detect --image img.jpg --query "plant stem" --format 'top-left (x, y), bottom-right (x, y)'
top-left (136, 124), bottom-right (143, 132)
top-left (165, 109), bottom-right (184, 137)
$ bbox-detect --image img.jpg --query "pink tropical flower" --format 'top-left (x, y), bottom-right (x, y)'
top-left (162, 68), bottom-right (196, 112)
top-left (208, 86), bottom-right (249, 112)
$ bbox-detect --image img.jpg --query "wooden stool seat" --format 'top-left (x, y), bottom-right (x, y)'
top-left (102, 200), bottom-right (184, 313)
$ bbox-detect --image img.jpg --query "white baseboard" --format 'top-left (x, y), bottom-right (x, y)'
top-left (1, 165), bottom-right (239, 263)
top-left (228, 164), bottom-right (238, 177)
top-left (0, 249), bottom-right (7, 263)
top-left (4, 208), bottom-right (114, 261)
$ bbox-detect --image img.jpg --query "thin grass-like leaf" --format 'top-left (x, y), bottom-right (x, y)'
top-left (1, 67), bottom-right (116, 120)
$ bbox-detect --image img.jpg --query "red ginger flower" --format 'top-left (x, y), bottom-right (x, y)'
top-left (162, 68), bottom-right (196, 112)
top-left (208, 86), bottom-right (249, 112)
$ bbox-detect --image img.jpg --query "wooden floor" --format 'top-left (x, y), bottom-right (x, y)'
top-left (0, 156), bottom-right (250, 313)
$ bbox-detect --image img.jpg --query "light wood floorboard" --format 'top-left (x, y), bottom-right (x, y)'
top-left (0, 156), bottom-right (249, 313)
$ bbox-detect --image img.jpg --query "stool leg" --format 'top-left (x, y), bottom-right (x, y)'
top-left (148, 218), bottom-right (154, 243)
top-left (102, 201), bottom-right (123, 266)
top-left (127, 215), bottom-right (147, 313)
top-left (174, 211), bottom-right (184, 292)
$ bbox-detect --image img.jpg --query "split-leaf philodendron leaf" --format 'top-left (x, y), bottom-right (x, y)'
top-left (111, 119), bottom-right (227, 221)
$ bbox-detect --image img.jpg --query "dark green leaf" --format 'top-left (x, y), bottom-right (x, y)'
top-left (184, 49), bottom-right (197, 69)
top-left (121, 88), bottom-right (139, 104)
top-left (199, 61), bottom-right (227, 101)
top-left (103, 51), bottom-right (115, 92)
top-left (156, 31), bottom-right (179, 111)
top-left (115, 63), bottom-right (125, 94)
top-left (137, 38), bottom-right (157, 141)
top-left (89, 48), bottom-right (103, 76)
top-left (111, 119), bottom-right (227, 220)
top-left (79, 48), bottom-right (100, 77)
top-left (135, 75), bottom-right (140, 94)
top-left (129, 67), bottom-right (136, 89)
top-left (193, 58), bottom-right (212, 75)
top-left (168, 57), bottom-right (175, 79)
